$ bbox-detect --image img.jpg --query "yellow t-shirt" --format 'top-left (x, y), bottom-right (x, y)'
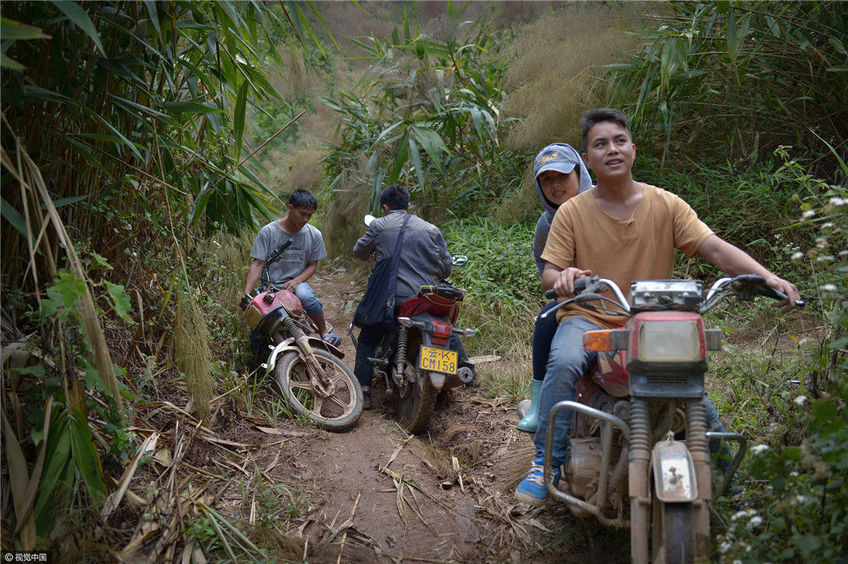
top-left (541, 183), bottom-right (714, 328)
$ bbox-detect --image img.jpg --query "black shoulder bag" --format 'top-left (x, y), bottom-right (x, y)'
top-left (352, 214), bottom-right (411, 328)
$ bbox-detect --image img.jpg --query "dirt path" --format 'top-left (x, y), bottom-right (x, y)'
top-left (234, 264), bottom-right (629, 563)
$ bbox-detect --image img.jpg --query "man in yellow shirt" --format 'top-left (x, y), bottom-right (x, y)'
top-left (516, 108), bottom-right (801, 504)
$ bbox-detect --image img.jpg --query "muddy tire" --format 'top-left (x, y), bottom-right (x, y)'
top-left (396, 349), bottom-right (437, 435)
top-left (652, 498), bottom-right (693, 564)
top-left (276, 350), bottom-right (362, 432)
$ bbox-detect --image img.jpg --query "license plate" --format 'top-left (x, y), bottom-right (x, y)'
top-left (419, 345), bottom-right (458, 375)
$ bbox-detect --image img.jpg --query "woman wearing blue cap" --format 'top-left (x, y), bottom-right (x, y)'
top-left (517, 143), bottom-right (593, 432)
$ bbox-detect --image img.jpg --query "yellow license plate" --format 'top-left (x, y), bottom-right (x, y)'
top-left (419, 345), bottom-right (458, 375)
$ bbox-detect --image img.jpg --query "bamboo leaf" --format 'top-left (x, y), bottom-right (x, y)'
top-left (408, 137), bottom-right (426, 191)
top-left (233, 80), bottom-right (249, 163)
top-left (410, 125), bottom-right (449, 169)
top-left (0, 17), bottom-right (49, 40)
top-left (163, 101), bottom-right (224, 114)
top-left (51, 195), bottom-right (88, 208)
top-left (34, 411), bottom-right (70, 526)
top-left (2, 411), bottom-right (36, 549)
top-left (14, 397), bottom-right (54, 537)
top-left (389, 131), bottom-right (409, 184)
top-left (293, 2), bottom-right (325, 58)
top-left (51, 1), bottom-right (105, 55)
top-left (1, 196), bottom-right (28, 237)
top-left (67, 406), bottom-right (106, 503)
top-left (1, 53), bottom-right (26, 70)
top-left (142, 0), bottom-right (161, 39)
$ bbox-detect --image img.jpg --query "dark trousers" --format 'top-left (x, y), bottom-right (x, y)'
top-left (531, 300), bottom-right (559, 382)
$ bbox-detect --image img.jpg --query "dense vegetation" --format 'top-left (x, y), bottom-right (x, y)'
top-left (1, 1), bottom-right (845, 561)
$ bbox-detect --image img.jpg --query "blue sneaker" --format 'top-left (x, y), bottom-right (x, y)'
top-left (515, 459), bottom-right (560, 505)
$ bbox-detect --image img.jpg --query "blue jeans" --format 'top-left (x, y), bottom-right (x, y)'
top-left (293, 282), bottom-right (322, 316)
top-left (534, 317), bottom-right (600, 465)
top-left (534, 316), bottom-right (726, 467)
top-left (531, 300), bottom-right (559, 382)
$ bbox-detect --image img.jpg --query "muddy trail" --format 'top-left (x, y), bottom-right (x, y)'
top-left (227, 265), bottom-right (627, 563)
top-left (115, 264), bottom-right (628, 563)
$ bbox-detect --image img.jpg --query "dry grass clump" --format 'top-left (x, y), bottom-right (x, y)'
top-left (174, 289), bottom-right (214, 423)
top-left (501, 3), bottom-right (642, 150)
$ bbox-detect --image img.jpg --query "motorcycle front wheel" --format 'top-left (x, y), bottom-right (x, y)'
top-left (651, 497), bottom-right (693, 564)
top-left (275, 350), bottom-right (363, 432)
top-left (396, 349), bottom-right (437, 435)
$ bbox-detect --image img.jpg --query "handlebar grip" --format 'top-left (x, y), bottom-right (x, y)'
top-left (543, 275), bottom-right (597, 299)
top-left (755, 285), bottom-right (805, 307)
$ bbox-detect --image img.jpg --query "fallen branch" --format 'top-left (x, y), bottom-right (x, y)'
top-left (336, 488), bottom-right (362, 564)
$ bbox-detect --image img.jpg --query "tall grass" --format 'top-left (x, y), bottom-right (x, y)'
top-left (174, 289), bottom-right (214, 423)
top-left (501, 2), bottom-right (643, 150)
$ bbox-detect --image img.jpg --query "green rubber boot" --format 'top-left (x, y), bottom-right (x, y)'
top-left (516, 379), bottom-right (543, 433)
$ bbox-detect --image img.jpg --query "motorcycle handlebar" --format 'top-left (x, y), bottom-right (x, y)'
top-left (755, 285), bottom-right (805, 307)
top-left (544, 275), bottom-right (597, 300)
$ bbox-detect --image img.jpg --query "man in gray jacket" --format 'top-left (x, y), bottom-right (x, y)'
top-left (352, 184), bottom-right (457, 408)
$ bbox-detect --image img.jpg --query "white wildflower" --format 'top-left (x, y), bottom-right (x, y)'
top-left (748, 516), bottom-right (764, 529)
top-left (817, 254), bottom-right (834, 262)
top-left (791, 251), bottom-right (804, 260)
top-left (828, 196), bottom-right (847, 207)
top-left (802, 209), bottom-right (816, 219)
top-left (719, 541), bottom-right (732, 554)
top-left (751, 444), bottom-right (770, 455)
top-left (820, 283), bottom-right (838, 292)
top-left (794, 395), bottom-right (807, 406)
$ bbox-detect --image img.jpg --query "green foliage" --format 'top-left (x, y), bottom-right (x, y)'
top-left (714, 152), bottom-right (847, 562)
top-left (603, 1), bottom-right (848, 180)
top-left (322, 5), bottom-right (520, 224)
top-left (442, 217), bottom-right (542, 315)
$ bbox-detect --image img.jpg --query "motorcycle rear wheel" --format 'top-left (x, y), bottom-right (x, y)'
top-left (276, 350), bottom-right (363, 432)
top-left (651, 497), bottom-right (693, 564)
top-left (396, 349), bottom-right (437, 435)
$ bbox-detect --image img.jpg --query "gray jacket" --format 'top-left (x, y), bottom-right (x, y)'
top-left (532, 144), bottom-right (594, 276)
top-left (354, 210), bottom-right (452, 302)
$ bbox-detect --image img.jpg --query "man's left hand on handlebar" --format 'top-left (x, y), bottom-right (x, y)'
top-left (765, 275), bottom-right (801, 312)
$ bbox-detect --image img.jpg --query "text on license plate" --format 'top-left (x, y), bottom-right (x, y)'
top-left (419, 345), bottom-right (457, 375)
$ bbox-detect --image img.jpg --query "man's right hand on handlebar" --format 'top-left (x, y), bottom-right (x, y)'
top-left (545, 267), bottom-right (593, 298)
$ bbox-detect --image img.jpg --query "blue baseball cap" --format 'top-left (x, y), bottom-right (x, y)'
top-left (533, 143), bottom-right (582, 181)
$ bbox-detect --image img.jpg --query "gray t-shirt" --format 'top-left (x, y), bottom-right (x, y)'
top-left (250, 220), bottom-right (327, 291)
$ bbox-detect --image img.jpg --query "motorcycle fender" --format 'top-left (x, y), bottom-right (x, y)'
top-left (651, 440), bottom-right (698, 502)
top-left (265, 336), bottom-right (340, 371)
top-left (264, 338), bottom-right (298, 372)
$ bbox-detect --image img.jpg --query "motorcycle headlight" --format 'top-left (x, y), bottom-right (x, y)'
top-left (635, 320), bottom-right (703, 362)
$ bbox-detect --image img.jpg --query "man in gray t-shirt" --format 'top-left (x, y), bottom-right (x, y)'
top-left (242, 189), bottom-right (340, 349)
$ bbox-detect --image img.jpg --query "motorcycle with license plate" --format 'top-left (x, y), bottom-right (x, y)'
top-left (241, 239), bottom-right (363, 431)
top-left (351, 215), bottom-right (478, 435)
top-left (541, 275), bottom-right (802, 563)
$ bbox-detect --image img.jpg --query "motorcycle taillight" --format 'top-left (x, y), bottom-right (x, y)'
top-left (432, 320), bottom-right (452, 339)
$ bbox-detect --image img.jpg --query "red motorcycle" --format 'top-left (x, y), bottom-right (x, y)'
top-left (243, 240), bottom-right (362, 432)
top-left (541, 275), bottom-right (802, 563)
top-left (352, 256), bottom-right (477, 435)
